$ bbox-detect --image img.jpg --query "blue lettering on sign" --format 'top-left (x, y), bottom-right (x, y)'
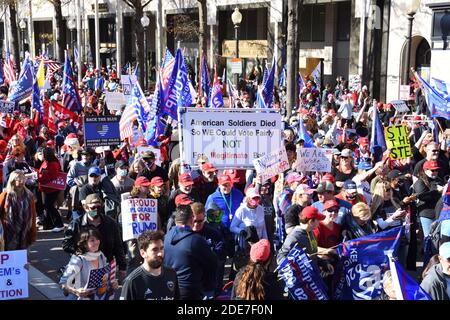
top-left (0, 268), bottom-right (20, 276)
top-left (132, 222), bottom-right (157, 235)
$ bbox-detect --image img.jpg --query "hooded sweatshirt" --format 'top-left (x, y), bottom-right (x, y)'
top-left (163, 225), bottom-right (218, 300)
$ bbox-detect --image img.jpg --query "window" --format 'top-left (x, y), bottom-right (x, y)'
top-left (432, 9), bottom-right (450, 39)
top-left (300, 4), bottom-right (325, 42)
top-left (337, 1), bottom-right (351, 41)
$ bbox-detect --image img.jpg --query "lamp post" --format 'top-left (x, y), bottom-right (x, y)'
top-left (231, 8), bottom-right (242, 87)
top-left (403, 0), bottom-right (421, 85)
top-left (19, 19), bottom-right (27, 59)
top-left (141, 14), bottom-right (150, 91)
top-left (67, 18), bottom-right (76, 49)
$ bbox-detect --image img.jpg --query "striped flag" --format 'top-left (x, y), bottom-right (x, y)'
top-left (131, 81), bottom-right (152, 131)
top-left (62, 51), bottom-right (82, 113)
top-left (200, 54), bottom-right (210, 101)
top-left (208, 66), bottom-right (224, 108)
top-left (227, 79), bottom-right (238, 108)
top-left (310, 61), bottom-right (322, 92)
top-left (0, 60), bottom-right (4, 84)
top-left (256, 57), bottom-right (276, 108)
top-left (120, 104), bottom-right (138, 140)
top-left (4, 52), bottom-right (16, 84)
top-left (161, 48), bottom-right (175, 90)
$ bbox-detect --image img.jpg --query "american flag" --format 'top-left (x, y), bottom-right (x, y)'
top-left (35, 55), bottom-right (62, 80)
top-left (119, 104), bottom-right (138, 140)
top-left (161, 48), bottom-right (175, 90)
top-left (4, 52), bottom-right (17, 84)
top-left (62, 52), bottom-right (82, 113)
top-left (109, 258), bottom-right (116, 282)
top-left (86, 265), bottom-right (111, 289)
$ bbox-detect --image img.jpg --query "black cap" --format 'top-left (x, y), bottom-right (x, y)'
top-left (114, 160), bottom-right (128, 169)
top-left (387, 170), bottom-right (403, 181)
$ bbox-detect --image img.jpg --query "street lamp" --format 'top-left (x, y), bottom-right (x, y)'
top-left (141, 14), bottom-right (150, 91)
top-left (231, 8), bottom-right (242, 87)
top-left (19, 19), bottom-right (27, 59)
top-left (67, 18), bottom-right (76, 49)
top-left (403, 0), bottom-right (421, 85)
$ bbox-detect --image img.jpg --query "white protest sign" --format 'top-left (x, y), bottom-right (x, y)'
top-left (252, 147), bottom-right (290, 182)
top-left (121, 198), bottom-right (158, 241)
top-left (296, 148), bottom-right (333, 173)
top-left (0, 250), bottom-right (28, 300)
top-left (105, 92), bottom-right (127, 110)
top-left (399, 85), bottom-right (410, 100)
top-left (182, 109), bottom-right (283, 168)
top-left (0, 101), bottom-right (17, 115)
top-left (390, 100), bottom-right (409, 113)
top-left (230, 58), bottom-right (242, 74)
top-left (121, 75), bottom-right (137, 97)
top-left (137, 146), bottom-right (162, 166)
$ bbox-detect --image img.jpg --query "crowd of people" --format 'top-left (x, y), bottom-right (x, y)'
top-left (0, 57), bottom-right (449, 301)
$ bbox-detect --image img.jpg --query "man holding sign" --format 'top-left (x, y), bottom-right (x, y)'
top-left (384, 125), bottom-right (412, 160)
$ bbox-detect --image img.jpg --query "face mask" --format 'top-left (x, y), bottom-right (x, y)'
top-left (87, 210), bottom-right (99, 218)
top-left (346, 193), bottom-right (357, 200)
top-left (118, 169), bottom-right (128, 177)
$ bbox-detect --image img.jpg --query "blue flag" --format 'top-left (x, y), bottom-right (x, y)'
top-left (134, 63), bottom-right (139, 78)
top-left (389, 257), bottom-right (431, 300)
top-left (416, 72), bottom-right (450, 119)
top-left (432, 118), bottom-right (440, 143)
top-left (8, 56), bottom-right (33, 102)
top-left (208, 68), bottom-right (224, 108)
top-left (296, 118), bottom-right (314, 147)
top-left (256, 57), bottom-right (276, 108)
top-left (31, 69), bottom-right (43, 124)
top-left (277, 245), bottom-right (329, 300)
top-left (370, 105), bottom-right (387, 162)
top-left (0, 60), bottom-right (4, 84)
top-left (334, 226), bottom-right (404, 300)
top-left (298, 72), bottom-right (305, 94)
top-left (201, 55), bottom-right (210, 101)
top-left (121, 62), bottom-right (129, 75)
top-left (432, 77), bottom-right (449, 95)
top-left (62, 52), bottom-right (82, 113)
top-left (279, 65), bottom-right (286, 88)
top-left (131, 81), bottom-right (151, 131)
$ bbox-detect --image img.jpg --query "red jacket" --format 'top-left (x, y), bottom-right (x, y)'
top-left (38, 160), bottom-right (61, 193)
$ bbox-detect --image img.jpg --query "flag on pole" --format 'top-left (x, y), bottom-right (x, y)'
top-left (279, 65), bottom-right (286, 88)
top-left (62, 51), bottom-right (82, 113)
top-left (8, 56), bottom-right (33, 102)
top-left (227, 79), bottom-right (238, 108)
top-left (298, 72), bottom-right (305, 94)
top-left (370, 104), bottom-right (387, 162)
top-left (310, 62), bottom-right (321, 92)
top-left (131, 81), bottom-right (152, 131)
top-left (4, 51), bottom-right (17, 84)
top-left (388, 255), bottom-right (431, 300)
top-left (296, 118), bottom-right (314, 147)
top-left (119, 104), bottom-right (138, 141)
top-left (32, 67), bottom-right (44, 124)
top-left (161, 48), bottom-right (175, 90)
top-left (36, 58), bottom-right (45, 88)
top-left (0, 60), bottom-right (4, 84)
top-left (74, 47), bottom-right (80, 66)
top-left (415, 72), bottom-right (450, 119)
top-left (221, 66), bottom-right (227, 95)
top-left (208, 66), bottom-right (224, 108)
top-left (200, 54), bottom-right (211, 101)
top-left (256, 57), bottom-right (276, 108)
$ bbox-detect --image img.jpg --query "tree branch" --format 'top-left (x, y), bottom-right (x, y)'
top-left (142, 0), bottom-right (152, 9)
top-left (122, 0), bottom-right (135, 9)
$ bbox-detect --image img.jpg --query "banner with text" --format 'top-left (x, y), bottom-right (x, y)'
top-left (121, 198), bottom-right (158, 241)
top-left (253, 147), bottom-right (290, 182)
top-left (181, 110), bottom-right (283, 168)
top-left (384, 125), bottom-right (412, 160)
top-left (0, 250), bottom-right (28, 300)
top-left (84, 116), bottom-right (121, 148)
top-left (105, 92), bottom-right (127, 110)
top-left (296, 148), bottom-right (333, 172)
top-left (0, 100), bottom-right (17, 115)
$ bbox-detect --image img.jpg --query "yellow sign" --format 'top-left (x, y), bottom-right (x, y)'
top-left (384, 125), bottom-right (412, 160)
top-left (222, 40), bottom-right (268, 58)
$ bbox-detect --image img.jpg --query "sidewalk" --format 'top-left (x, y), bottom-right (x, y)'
top-left (27, 265), bottom-right (66, 300)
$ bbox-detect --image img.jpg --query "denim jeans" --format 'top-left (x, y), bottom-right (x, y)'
top-left (420, 217), bottom-right (434, 238)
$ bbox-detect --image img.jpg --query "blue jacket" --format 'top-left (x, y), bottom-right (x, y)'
top-left (164, 225), bottom-right (218, 299)
top-left (205, 187), bottom-right (244, 230)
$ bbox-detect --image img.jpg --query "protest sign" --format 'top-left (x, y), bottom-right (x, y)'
top-left (39, 172), bottom-right (67, 191)
top-left (296, 148), bottom-right (333, 172)
top-left (121, 198), bottom-right (158, 241)
top-left (0, 100), bottom-right (17, 115)
top-left (277, 246), bottom-right (329, 300)
top-left (390, 100), bottom-right (409, 114)
top-left (334, 226), bottom-right (404, 300)
top-left (85, 264), bottom-right (115, 300)
top-left (181, 109), bottom-right (283, 168)
top-left (84, 116), bottom-right (121, 148)
top-left (105, 92), bottom-right (127, 111)
top-left (121, 75), bottom-right (137, 97)
top-left (0, 250), bottom-right (28, 300)
top-left (384, 125), bottom-right (412, 160)
top-left (252, 147), bottom-right (289, 182)
top-left (137, 146), bottom-right (162, 166)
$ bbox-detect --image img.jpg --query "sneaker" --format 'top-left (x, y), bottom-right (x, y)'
top-left (51, 226), bottom-right (65, 233)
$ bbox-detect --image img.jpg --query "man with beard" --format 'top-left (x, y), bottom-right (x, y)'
top-left (193, 162), bottom-right (218, 203)
top-left (167, 172), bottom-right (201, 216)
top-left (120, 231), bottom-right (180, 300)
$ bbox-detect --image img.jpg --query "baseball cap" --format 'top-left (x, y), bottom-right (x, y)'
top-left (439, 242), bottom-right (450, 259)
top-left (301, 206), bottom-right (325, 221)
top-left (423, 160), bottom-right (441, 171)
top-left (358, 161), bottom-right (373, 171)
top-left (316, 181), bottom-right (335, 193)
top-left (201, 162), bottom-right (217, 173)
top-left (313, 133), bottom-right (325, 142)
top-left (332, 149), bottom-right (341, 156)
top-left (218, 175), bottom-right (233, 186)
top-left (323, 199), bottom-right (339, 211)
top-left (175, 193), bottom-right (194, 206)
top-left (85, 193), bottom-right (102, 206)
top-left (134, 176), bottom-right (151, 187)
top-left (246, 187), bottom-right (260, 199)
top-left (341, 149), bottom-right (353, 158)
top-left (358, 137), bottom-right (369, 146)
top-left (296, 184), bottom-right (314, 195)
top-left (114, 160), bottom-right (128, 169)
top-left (142, 151), bottom-right (156, 159)
top-left (178, 172), bottom-right (194, 186)
top-left (286, 172), bottom-right (303, 184)
top-left (150, 176), bottom-right (164, 187)
top-left (322, 173), bottom-right (335, 184)
top-left (343, 180), bottom-right (357, 192)
top-left (387, 170), bottom-right (403, 181)
top-left (250, 239), bottom-right (271, 263)
top-left (88, 166), bottom-right (101, 177)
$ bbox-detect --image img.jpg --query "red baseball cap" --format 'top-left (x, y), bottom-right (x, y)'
top-left (134, 176), bottom-right (151, 187)
top-left (301, 206), bottom-right (325, 221)
top-left (358, 137), bottom-right (369, 146)
top-left (423, 160), bottom-right (440, 171)
top-left (218, 175), bottom-right (233, 186)
top-left (322, 173), bottom-right (335, 184)
top-left (178, 172), bottom-right (194, 186)
top-left (58, 122), bottom-right (67, 128)
top-left (150, 176), bottom-right (164, 187)
top-left (175, 193), bottom-right (193, 206)
top-left (323, 200), bottom-right (339, 211)
top-left (135, 139), bottom-right (147, 147)
top-left (201, 162), bottom-right (217, 173)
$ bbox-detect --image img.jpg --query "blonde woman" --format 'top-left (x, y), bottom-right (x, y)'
top-left (341, 202), bottom-right (376, 240)
top-left (0, 170), bottom-right (37, 251)
top-left (129, 158), bottom-right (145, 180)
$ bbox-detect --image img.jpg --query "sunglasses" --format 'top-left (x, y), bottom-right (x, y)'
top-left (340, 156), bottom-right (350, 159)
top-left (430, 169), bottom-right (439, 172)
top-left (327, 209), bottom-right (339, 213)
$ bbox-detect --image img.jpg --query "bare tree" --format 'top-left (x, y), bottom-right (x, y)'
top-left (123, 0), bottom-right (152, 89)
top-left (285, 0), bottom-right (298, 119)
top-left (7, 0), bottom-right (20, 71)
top-left (197, 0), bottom-right (207, 58)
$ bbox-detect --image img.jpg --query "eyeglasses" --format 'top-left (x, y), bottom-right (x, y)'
top-left (430, 169), bottom-right (439, 172)
top-left (431, 150), bottom-right (440, 153)
top-left (327, 209), bottom-right (339, 213)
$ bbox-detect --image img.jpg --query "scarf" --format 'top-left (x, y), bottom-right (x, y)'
top-left (84, 251), bottom-right (102, 261)
top-left (4, 190), bottom-right (33, 250)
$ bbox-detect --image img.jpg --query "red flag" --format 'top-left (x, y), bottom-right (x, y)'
top-left (51, 101), bottom-right (80, 123)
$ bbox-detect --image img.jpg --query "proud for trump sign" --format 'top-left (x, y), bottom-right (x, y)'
top-left (121, 198), bottom-right (158, 241)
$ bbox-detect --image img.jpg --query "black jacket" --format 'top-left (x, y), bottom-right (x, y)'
top-left (420, 264), bottom-right (450, 300)
top-left (62, 213), bottom-right (126, 271)
top-left (413, 177), bottom-right (443, 219)
top-left (79, 177), bottom-right (121, 217)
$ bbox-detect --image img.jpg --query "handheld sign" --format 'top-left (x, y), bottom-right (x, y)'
top-left (84, 116), bottom-right (121, 148)
top-left (0, 101), bottom-right (17, 115)
top-left (252, 147), bottom-right (290, 182)
top-left (384, 125), bottom-right (412, 160)
top-left (0, 250), bottom-right (28, 300)
top-left (39, 172), bottom-right (67, 191)
top-left (137, 146), bottom-right (162, 166)
top-left (296, 148), bottom-right (333, 173)
top-left (105, 92), bottom-right (127, 111)
top-left (121, 198), bottom-right (158, 241)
